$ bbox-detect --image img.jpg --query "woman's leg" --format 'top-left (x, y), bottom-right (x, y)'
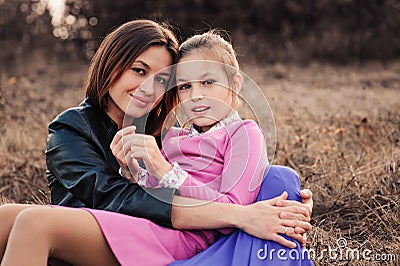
top-left (0, 204), bottom-right (119, 266)
top-left (0, 204), bottom-right (30, 259)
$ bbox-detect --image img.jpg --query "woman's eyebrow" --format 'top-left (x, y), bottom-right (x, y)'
top-left (156, 72), bottom-right (172, 78)
top-left (131, 60), bottom-right (150, 69)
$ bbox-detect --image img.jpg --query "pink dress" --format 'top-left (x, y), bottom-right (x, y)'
top-left (85, 113), bottom-right (268, 265)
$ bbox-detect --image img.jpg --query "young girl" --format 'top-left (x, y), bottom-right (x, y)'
top-left (115, 31), bottom-right (313, 265)
top-left (0, 25), bottom-right (312, 265)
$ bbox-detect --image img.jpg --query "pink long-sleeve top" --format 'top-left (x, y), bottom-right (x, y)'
top-left (140, 112), bottom-right (268, 208)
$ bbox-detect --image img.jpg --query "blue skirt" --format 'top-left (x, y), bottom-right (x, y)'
top-left (170, 165), bottom-right (314, 266)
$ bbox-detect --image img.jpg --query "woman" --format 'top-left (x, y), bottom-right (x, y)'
top-left (0, 19), bottom-right (313, 264)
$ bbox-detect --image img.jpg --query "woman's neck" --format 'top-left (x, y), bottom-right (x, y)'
top-left (106, 98), bottom-right (124, 129)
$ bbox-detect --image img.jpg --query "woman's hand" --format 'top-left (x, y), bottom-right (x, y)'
top-left (123, 133), bottom-right (172, 179)
top-left (300, 189), bottom-right (313, 217)
top-left (273, 189), bottom-right (313, 246)
top-left (237, 192), bottom-right (312, 248)
top-left (110, 126), bottom-right (139, 181)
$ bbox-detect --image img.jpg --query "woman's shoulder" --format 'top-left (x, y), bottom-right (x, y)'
top-left (53, 98), bottom-right (93, 120)
top-left (48, 98), bottom-right (117, 137)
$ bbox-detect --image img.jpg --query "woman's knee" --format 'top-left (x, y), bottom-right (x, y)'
top-left (0, 203), bottom-right (27, 224)
top-left (12, 206), bottom-right (53, 236)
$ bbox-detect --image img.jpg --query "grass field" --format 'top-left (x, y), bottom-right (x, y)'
top-left (1, 49), bottom-right (399, 265)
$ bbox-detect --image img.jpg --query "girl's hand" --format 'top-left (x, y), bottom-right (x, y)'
top-left (123, 134), bottom-right (172, 179)
top-left (237, 192), bottom-right (312, 248)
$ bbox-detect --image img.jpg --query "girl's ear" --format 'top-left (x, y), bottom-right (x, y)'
top-left (233, 73), bottom-right (243, 93)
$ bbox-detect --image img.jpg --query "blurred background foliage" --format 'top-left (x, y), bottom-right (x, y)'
top-left (1, 0), bottom-right (400, 64)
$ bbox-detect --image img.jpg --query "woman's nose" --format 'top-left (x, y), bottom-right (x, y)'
top-left (139, 79), bottom-right (155, 96)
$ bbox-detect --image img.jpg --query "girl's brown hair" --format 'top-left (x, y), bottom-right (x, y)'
top-left (85, 19), bottom-right (179, 136)
top-left (166, 30), bottom-right (241, 123)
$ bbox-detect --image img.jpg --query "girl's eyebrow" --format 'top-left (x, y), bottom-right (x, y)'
top-left (176, 72), bottom-right (216, 83)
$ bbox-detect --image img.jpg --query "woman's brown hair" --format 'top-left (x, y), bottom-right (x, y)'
top-left (85, 19), bottom-right (179, 137)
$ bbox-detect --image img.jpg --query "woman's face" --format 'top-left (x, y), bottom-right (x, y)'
top-left (176, 53), bottom-right (235, 132)
top-left (107, 45), bottom-right (173, 125)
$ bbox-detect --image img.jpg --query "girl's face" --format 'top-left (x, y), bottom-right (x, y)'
top-left (176, 53), bottom-right (238, 132)
top-left (107, 45), bottom-right (173, 127)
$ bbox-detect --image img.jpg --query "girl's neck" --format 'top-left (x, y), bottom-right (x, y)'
top-left (194, 110), bottom-right (236, 132)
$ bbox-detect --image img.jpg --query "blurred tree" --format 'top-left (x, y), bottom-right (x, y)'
top-left (1, 0), bottom-right (399, 63)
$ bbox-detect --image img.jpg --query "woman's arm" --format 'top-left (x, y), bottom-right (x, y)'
top-left (46, 108), bottom-right (175, 228)
top-left (171, 192), bottom-right (311, 248)
top-left (115, 125), bottom-right (313, 247)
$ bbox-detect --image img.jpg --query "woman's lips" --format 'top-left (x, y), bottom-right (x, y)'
top-left (130, 93), bottom-right (151, 107)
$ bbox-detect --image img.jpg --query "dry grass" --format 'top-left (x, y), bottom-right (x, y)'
top-left (1, 50), bottom-right (399, 264)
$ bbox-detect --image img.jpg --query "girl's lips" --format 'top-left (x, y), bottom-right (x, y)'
top-left (191, 106), bottom-right (210, 116)
top-left (192, 106), bottom-right (210, 112)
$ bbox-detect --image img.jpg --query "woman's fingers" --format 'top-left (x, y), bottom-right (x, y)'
top-left (282, 218), bottom-right (312, 232)
top-left (294, 226), bottom-right (307, 234)
top-left (300, 189), bottom-right (313, 215)
top-left (278, 201), bottom-right (311, 219)
top-left (282, 226), bottom-right (306, 245)
top-left (280, 210), bottom-right (309, 222)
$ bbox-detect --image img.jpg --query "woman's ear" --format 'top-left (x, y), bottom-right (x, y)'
top-left (233, 73), bottom-right (243, 92)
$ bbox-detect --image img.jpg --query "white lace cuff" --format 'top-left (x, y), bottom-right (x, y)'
top-left (159, 162), bottom-right (188, 189)
top-left (137, 168), bottom-right (149, 187)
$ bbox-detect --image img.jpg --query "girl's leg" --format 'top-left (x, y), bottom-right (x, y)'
top-left (1, 205), bottom-right (119, 266)
top-left (170, 165), bottom-right (313, 265)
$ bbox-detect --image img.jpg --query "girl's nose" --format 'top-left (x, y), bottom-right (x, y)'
top-left (190, 83), bottom-right (204, 101)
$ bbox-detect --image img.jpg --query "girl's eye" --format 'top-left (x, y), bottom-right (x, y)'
top-left (178, 84), bottom-right (191, 91)
top-left (131, 68), bottom-right (146, 76)
top-left (202, 79), bottom-right (215, 86)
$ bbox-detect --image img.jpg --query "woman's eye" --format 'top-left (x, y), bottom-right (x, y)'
top-left (132, 68), bottom-right (146, 76)
top-left (203, 79), bottom-right (215, 86)
top-left (155, 76), bottom-right (167, 85)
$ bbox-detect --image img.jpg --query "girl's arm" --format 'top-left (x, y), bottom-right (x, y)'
top-left (167, 121), bottom-right (267, 204)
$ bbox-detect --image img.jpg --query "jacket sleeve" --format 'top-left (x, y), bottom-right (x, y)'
top-left (46, 109), bottom-right (175, 228)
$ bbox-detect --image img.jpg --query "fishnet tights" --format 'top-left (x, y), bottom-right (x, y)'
top-left (0, 204), bottom-right (119, 266)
